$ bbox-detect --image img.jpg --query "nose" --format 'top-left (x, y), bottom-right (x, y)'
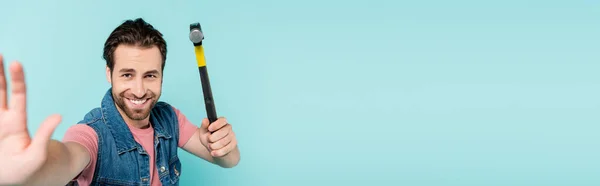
top-left (132, 78), bottom-right (146, 98)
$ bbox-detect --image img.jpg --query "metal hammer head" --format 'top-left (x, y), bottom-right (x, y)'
top-left (189, 22), bottom-right (204, 45)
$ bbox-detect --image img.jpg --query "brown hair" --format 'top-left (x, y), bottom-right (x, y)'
top-left (102, 18), bottom-right (167, 73)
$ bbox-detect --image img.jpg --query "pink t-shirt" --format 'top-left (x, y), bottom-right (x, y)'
top-left (62, 106), bottom-right (199, 186)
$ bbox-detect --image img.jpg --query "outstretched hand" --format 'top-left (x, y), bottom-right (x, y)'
top-left (0, 54), bottom-right (62, 185)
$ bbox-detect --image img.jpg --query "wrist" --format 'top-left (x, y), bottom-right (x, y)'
top-left (213, 146), bottom-right (240, 168)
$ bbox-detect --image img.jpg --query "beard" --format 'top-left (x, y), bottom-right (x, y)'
top-left (112, 89), bottom-right (159, 121)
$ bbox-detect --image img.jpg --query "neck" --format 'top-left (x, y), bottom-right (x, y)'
top-left (124, 116), bottom-right (151, 129)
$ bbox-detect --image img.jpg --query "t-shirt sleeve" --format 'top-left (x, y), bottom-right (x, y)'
top-left (62, 124), bottom-right (99, 186)
top-left (172, 106), bottom-right (200, 147)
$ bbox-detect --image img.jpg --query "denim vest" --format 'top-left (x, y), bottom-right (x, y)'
top-left (74, 88), bottom-right (182, 186)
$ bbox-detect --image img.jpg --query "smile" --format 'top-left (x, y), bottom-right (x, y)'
top-left (129, 98), bottom-right (148, 105)
top-left (126, 98), bottom-right (150, 108)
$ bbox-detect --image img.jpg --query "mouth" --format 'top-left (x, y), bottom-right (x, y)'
top-left (126, 98), bottom-right (151, 109)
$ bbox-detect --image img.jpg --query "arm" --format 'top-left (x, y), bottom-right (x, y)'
top-left (24, 140), bottom-right (90, 186)
top-left (0, 59), bottom-right (89, 186)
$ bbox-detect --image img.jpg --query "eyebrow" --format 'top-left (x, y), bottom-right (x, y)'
top-left (119, 68), bottom-right (136, 73)
top-left (145, 70), bottom-right (160, 75)
top-left (118, 68), bottom-right (160, 75)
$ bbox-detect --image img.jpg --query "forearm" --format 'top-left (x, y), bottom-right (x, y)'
top-left (214, 146), bottom-right (240, 168)
top-left (23, 140), bottom-right (87, 186)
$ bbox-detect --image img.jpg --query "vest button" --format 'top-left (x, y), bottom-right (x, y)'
top-left (160, 166), bottom-right (166, 172)
top-left (174, 165), bottom-right (179, 176)
top-left (142, 178), bottom-right (149, 182)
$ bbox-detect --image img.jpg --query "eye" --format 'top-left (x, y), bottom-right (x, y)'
top-left (122, 73), bottom-right (132, 78)
top-left (145, 74), bottom-right (157, 78)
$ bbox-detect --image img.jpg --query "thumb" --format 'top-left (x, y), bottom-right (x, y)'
top-left (30, 114), bottom-right (61, 152)
top-left (200, 118), bottom-right (209, 131)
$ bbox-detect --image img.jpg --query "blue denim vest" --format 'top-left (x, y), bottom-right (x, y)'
top-left (75, 88), bottom-right (182, 186)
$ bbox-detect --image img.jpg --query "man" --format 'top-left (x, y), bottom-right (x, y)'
top-left (0, 18), bottom-right (240, 186)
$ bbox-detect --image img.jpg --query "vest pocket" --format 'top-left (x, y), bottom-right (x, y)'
top-left (169, 156), bottom-right (182, 184)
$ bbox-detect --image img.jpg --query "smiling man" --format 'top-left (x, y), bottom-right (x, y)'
top-left (0, 18), bottom-right (240, 186)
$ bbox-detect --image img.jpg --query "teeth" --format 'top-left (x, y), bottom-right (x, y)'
top-left (129, 99), bottom-right (147, 105)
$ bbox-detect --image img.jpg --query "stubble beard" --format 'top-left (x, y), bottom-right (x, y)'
top-left (112, 90), bottom-right (158, 121)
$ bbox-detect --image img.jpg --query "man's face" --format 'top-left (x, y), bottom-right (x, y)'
top-left (107, 44), bottom-right (163, 121)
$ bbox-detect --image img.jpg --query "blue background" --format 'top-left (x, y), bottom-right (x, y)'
top-left (1, 0), bottom-right (599, 185)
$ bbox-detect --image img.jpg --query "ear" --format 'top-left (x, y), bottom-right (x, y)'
top-left (106, 66), bottom-right (112, 84)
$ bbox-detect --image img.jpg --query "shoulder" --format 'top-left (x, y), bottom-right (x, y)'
top-left (64, 124), bottom-right (98, 138)
top-left (153, 101), bottom-right (177, 113)
top-left (151, 101), bottom-right (181, 128)
top-left (152, 101), bottom-right (188, 117)
top-left (78, 107), bottom-right (104, 127)
top-left (155, 102), bottom-right (191, 123)
top-left (154, 101), bottom-right (172, 108)
top-left (63, 124), bottom-right (99, 150)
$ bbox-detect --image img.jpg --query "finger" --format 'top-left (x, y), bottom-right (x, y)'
top-left (0, 54), bottom-right (7, 109)
top-left (210, 131), bottom-right (233, 150)
top-left (208, 117), bottom-right (228, 132)
top-left (212, 136), bottom-right (237, 157)
top-left (8, 62), bottom-right (26, 112)
top-left (208, 124), bottom-right (231, 143)
top-left (29, 114), bottom-right (61, 153)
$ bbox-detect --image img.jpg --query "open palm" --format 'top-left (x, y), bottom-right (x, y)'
top-left (0, 55), bottom-right (61, 185)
